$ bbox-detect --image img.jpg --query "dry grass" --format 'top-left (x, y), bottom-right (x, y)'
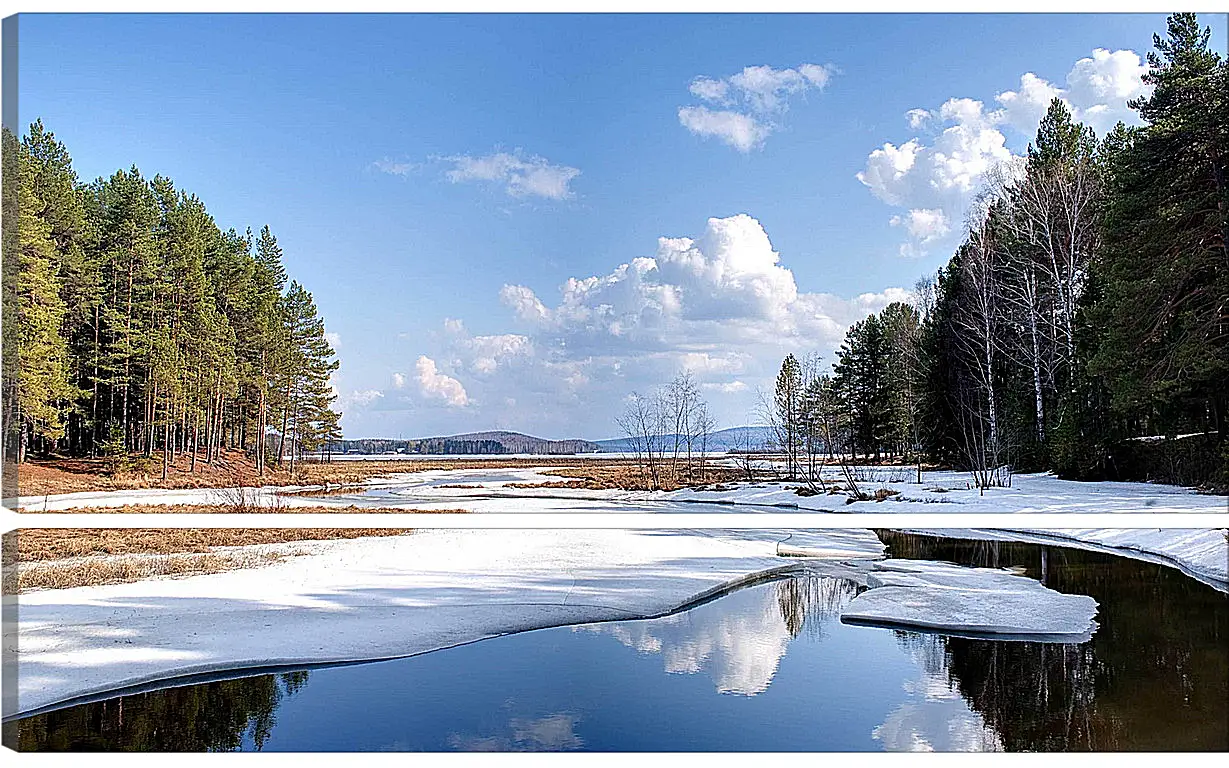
top-left (12, 552), bottom-right (269, 593)
top-left (541, 464), bottom-right (744, 491)
top-left (5, 528), bottom-right (415, 593)
top-left (18, 453), bottom-right (624, 496)
top-left (18, 449), bottom-right (296, 496)
top-left (17, 453), bottom-right (750, 506)
top-left (12, 528), bottom-right (414, 561)
top-left (27, 504), bottom-right (469, 515)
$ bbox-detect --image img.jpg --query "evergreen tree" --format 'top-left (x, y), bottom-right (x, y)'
top-left (834, 314), bottom-right (893, 460)
top-left (4, 119), bottom-right (345, 469)
top-left (12, 136), bottom-right (78, 459)
top-left (1087, 13), bottom-right (1228, 449)
top-left (772, 354), bottom-right (804, 478)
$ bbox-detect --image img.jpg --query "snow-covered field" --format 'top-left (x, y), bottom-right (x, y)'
top-left (9, 527), bottom-right (1102, 718)
top-left (12, 465), bottom-right (1226, 592)
top-left (15, 466), bottom-right (1227, 515)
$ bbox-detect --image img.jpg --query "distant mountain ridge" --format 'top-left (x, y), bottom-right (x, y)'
top-left (594, 426), bottom-right (774, 453)
top-left (329, 430), bottom-right (602, 455)
top-left (333, 426), bottom-right (773, 455)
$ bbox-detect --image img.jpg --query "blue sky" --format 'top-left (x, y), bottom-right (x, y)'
top-left (17, 13), bottom-right (1226, 439)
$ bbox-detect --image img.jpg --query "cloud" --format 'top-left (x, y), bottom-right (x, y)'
top-left (1064, 48), bottom-right (1150, 132)
top-left (391, 372), bottom-right (406, 389)
top-left (994, 72), bottom-right (1065, 134)
top-left (430, 213), bottom-right (903, 433)
top-left (376, 215), bottom-right (907, 437)
top-left (461, 333), bottom-right (533, 374)
top-left (678, 107), bottom-right (772, 152)
top-left (859, 47), bottom-right (1151, 258)
top-left (499, 284), bottom-right (552, 324)
top-left (336, 389), bottom-right (384, 410)
top-left (415, 355), bottom-right (469, 407)
top-left (890, 209), bottom-right (951, 256)
top-left (858, 104), bottom-right (1013, 211)
top-left (679, 63), bottom-right (837, 151)
top-left (703, 380), bottom-right (748, 394)
top-left (325, 331), bottom-right (341, 349)
top-left (442, 150), bottom-right (580, 200)
top-left (372, 158), bottom-right (418, 176)
top-left (905, 108), bottom-right (932, 129)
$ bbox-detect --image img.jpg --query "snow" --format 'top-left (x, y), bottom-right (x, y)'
top-left (898, 527), bottom-right (1229, 592)
top-left (842, 559), bottom-right (1098, 641)
top-left (9, 528), bottom-right (884, 717)
top-left (8, 526), bottom-right (1107, 719)
top-left (12, 465), bottom-right (1224, 594)
top-left (14, 464), bottom-right (1226, 515)
top-left (667, 467), bottom-right (1229, 515)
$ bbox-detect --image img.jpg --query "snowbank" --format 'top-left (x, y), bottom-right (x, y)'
top-left (898, 528), bottom-right (1229, 592)
top-left (668, 468), bottom-right (1228, 515)
top-left (8, 527), bottom-right (1104, 719)
top-left (842, 559), bottom-right (1098, 641)
top-left (8, 528), bottom-right (884, 717)
top-left (14, 465), bottom-right (1226, 515)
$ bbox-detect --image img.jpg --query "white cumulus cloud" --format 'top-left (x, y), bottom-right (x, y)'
top-left (859, 47), bottom-right (1151, 258)
top-left (890, 209), bottom-right (952, 256)
top-left (415, 355), bottom-right (469, 407)
top-left (336, 389), bottom-right (384, 410)
top-left (387, 215), bottom-right (909, 436)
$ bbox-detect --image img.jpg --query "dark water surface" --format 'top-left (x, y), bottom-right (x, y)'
top-left (13, 533), bottom-right (1229, 752)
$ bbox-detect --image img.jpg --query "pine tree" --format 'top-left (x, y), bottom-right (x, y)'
top-left (5, 119), bottom-right (345, 469)
top-left (1088, 13), bottom-right (1228, 446)
top-left (12, 135), bottom-right (78, 459)
top-left (834, 315), bottom-right (892, 461)
top-left (771, 354), bottom-right (804, 478)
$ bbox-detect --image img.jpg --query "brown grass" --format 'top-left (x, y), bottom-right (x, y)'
top-left (541, 464), bottom-right (744, 491)
top-left (17, 451), bottom-right (749, 502)
top-left (12, 528), bottom-right (414, 561)
top-left (5, 528), bottom-right (415, 593)
top-left (18, 449), bottom-right (295, 496)
top-left (12, 552), bottom-right (273, 593)
top-left (27, 504), bottom-right (469, 515)
top-left (18, 453), bottom-right (631, 496)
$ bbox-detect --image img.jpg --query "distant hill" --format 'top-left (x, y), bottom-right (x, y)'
top-left (329, 430), bottom-right (602, 456)
top-left (594, 426), bottom-right (774, 453)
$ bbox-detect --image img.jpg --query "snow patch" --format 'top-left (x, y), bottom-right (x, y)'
top-left (842, 559), bottom-right (1098, 641)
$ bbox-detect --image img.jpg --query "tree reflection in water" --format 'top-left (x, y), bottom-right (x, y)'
top-left (775, 573), bottom-right (861, 639)
top-left (13, 671), bottom-right (310, 752)
top-left (877, 531), bottom-right (1229, 751)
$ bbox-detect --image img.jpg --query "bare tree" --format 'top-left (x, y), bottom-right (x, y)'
top-left (617, 392), bottom-right (666, 490)
top-left (690, 399), bottom-right (716, 483)
top-left (731, 423), bottom-right (760, 483)
top-left (663, 372), bottom-right (703, 484)
top-left (948, 192), bottom-right (1015, 490)
top-left (793, 354), bottom-right (831, 490)
top-left (618, 375), bottom-right (713, 490)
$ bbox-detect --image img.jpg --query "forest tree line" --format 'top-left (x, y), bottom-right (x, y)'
top-left (767, 15), bottom-right (1227, 489)
top-left (3, 120), bottom-right (342, 476)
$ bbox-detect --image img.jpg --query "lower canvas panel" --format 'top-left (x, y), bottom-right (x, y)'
top-left (2, 526), bottom-right (1227, 752)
